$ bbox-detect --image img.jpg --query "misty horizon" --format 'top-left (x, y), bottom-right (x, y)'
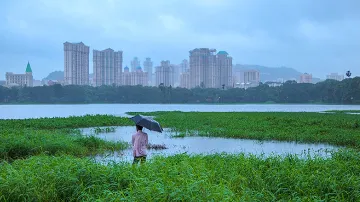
top-left (1, 0), bottom-right (359, 80)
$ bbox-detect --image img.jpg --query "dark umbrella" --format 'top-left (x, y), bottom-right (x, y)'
top-left (129, 114), bottom-right (163, 133)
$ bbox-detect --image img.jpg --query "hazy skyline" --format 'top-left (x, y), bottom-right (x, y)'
top-left (1, 0), bottom-right (359, 80)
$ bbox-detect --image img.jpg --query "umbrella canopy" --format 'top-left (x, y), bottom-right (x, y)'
top-left (129, 114), bottom-right (163, 133)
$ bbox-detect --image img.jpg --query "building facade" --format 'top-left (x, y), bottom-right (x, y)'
top-left (299, 73), bottom-right (312, 83)
top-left (180, 59), bottom-right (189, 73)
top-left (64, 42), bottom-right (90, 85)
top-left (122, 66), bottom-right (148, 86)
top-left (326, 73), bottom-right (344, 81)
top-left (233, 70), bottom-right (260, 88)
top-left (180, 70), bottom-right (191, 89)
top-left (131, 57), bottom-right (140, 72)
top-left (189, 48), bottom-right (233, 88)
top-left (122, 67), bottom-right (132, 85)
top-left (5, 62), bottom-right (33, 87)
top-left (155, 60), bottom-right (174, 87)
top-left (189, 48), bottom-right (217, 88)
top-left (173, 64), bottom-right (181, 87)
top-left (143, 58), bottom-right (153, 86)
top-left (93, 48), bottom-right (123, 86)
top-left (214, 51), bottom-right (232, 88)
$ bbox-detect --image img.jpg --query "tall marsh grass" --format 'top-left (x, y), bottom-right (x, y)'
top-left (1, 151), bottom-right (359, 201)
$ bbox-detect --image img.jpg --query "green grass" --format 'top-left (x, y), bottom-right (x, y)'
top-left (0, 115), bottom-right (131, 160)
top-left (1, 151), bottom-right (360, 201)
top-left (129, 111), bottom-right (360, 148)
top-left (0, 114), bottom-right (133, 130)
top-left (325, 110), bottom-right (360, 113)
top-left (1, 113), bottom-right (360, 201)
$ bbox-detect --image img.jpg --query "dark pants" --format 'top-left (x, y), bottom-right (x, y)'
top-left (133, 156), bottom-right (146, 164)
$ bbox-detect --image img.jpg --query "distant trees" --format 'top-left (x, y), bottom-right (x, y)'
top-left (0, 77), bottom-right (359, 104)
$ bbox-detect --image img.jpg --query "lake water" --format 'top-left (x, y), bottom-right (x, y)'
top-left (81, 126), bottom-right (338, 163)
top-left (1, 104), bottom-right (360, 119)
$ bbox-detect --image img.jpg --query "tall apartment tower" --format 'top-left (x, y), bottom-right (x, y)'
top-left (93, 48), bottom-right (123, 86)
top-left (64, 42), bottom-right (90, 85)
top-left (214, 51), bottom-right (232, 88)
top-left (131, 57), bottom-right (140, 72)
top-left (189, 48), bottom-right (217, 88)
top-left (143, 58), bottom-right (153, 86)
top-left (180, 69), bottom-right (191, 89)
top-left (155, 60), bottom-right (174, 87)
top-left (180, 59), bottom-right (189, 73)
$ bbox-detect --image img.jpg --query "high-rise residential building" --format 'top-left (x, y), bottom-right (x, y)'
top-left (131, 66), bottom-right (148, 86)
top-left (234, 70), bottom-right (260, 88)
top-left (326, 73), bottom-right (344, 81)
top-left (64, 42), bottom-right (89, 85)
top-left (122, 66), bottom-right (132, 85)
top-left (131, 57), bottom-right (140, 72)
top-left (189, 48), bottom-right (232, 88)
top-left (93, 48), bottom-right (123, 86)
top-left (243, 70), bottom-right (260, 87)
top-left (180, 59), bottom-right (189, 73)
top-left (214, 51), bottom-right (232, 88)
top-left (5, 62), bottom-right (33, 87)
top-left (143, 58), bottom-right (153, 86)
top-left (299, 73), bottom-right (312, 83)
top-left (122, 66), bottom-right (148, 86)
top-left (155, 60), bottom-right (174, 87)
top-left (180, 70), bottom-right (191, 89)
top-left (173, 64), bottom-right (181, 87)
top-left (189, 48), bottom-right (217, 88)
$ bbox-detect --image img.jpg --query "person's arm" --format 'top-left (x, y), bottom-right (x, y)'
top-left (132, 135), bottom-right (136, 157)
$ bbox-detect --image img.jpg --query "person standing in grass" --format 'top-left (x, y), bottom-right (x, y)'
top-left (132, 125), bottom-right (148, 164)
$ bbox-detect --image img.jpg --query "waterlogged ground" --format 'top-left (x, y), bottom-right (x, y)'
top-left (81, 126), bottom-right (338, 163)
top-left (1, 113), bottom-right (360, 201)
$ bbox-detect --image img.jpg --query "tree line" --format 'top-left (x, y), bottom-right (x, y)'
top-left (0, 77), bottom-right (359, 104)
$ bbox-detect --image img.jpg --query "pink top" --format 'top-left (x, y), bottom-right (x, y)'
top-left (132, 131), bottom-right (148, 157)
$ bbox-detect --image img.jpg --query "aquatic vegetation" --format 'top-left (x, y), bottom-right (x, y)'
top-left (325, 110), bottom-right (360, 114)
top-left (0, 114), bottom-right (132, 130)
top-left (1, 150), bottom-right (360, 201)
top-left (0, 115), bottom-right (131, 160)
top-left (93, 127), bottom-right (116, 134)
top-left (147, 143), bottom-right (168, 150)
top-left (129, 111), bottom-right (360, 148)
top-left (1, 112), bottom-right (360, 201)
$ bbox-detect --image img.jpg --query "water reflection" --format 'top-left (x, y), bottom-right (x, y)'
top-left (81, 126), bottom-right (338, 163)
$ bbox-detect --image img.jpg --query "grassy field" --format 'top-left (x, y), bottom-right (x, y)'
top-left (1, 151), bottom-right (359, 201)
top-left (1, 112), bottom-right (360, 201)
top-left (129, 111), bottom-right (360, 148)
top-left (0, 115), bottom-right (130, 160)
top-left (325, 110), bottom-right (360, 113)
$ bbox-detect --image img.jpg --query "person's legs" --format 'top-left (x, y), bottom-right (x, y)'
top-left (133, 156), bottom-right (140, 165)
top-left (133, 156), bottom-right (146, 165)
top-left (139, 156), bottom-right (147, 164)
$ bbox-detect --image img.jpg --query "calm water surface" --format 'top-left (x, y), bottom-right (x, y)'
top-left (81, 126), bottom-right (338, 163)
top-left (1, 104), bottom-right (360, 119)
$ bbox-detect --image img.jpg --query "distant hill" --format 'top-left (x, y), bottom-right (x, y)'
top-left (43, 71), bottom-right (64, 81)
top-left (43, 71), bottom-right (93, 81)
top-left (233, 64), bottom-right (321, 83)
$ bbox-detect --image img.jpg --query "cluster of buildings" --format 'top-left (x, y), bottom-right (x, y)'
top-left (1, 41), bottom-right (348, 89)
top-left (63, 43), bottom-right (235, 89)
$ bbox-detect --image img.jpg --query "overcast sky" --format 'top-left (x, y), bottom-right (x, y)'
top-left (1, 0), bottom-right (359, 80)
